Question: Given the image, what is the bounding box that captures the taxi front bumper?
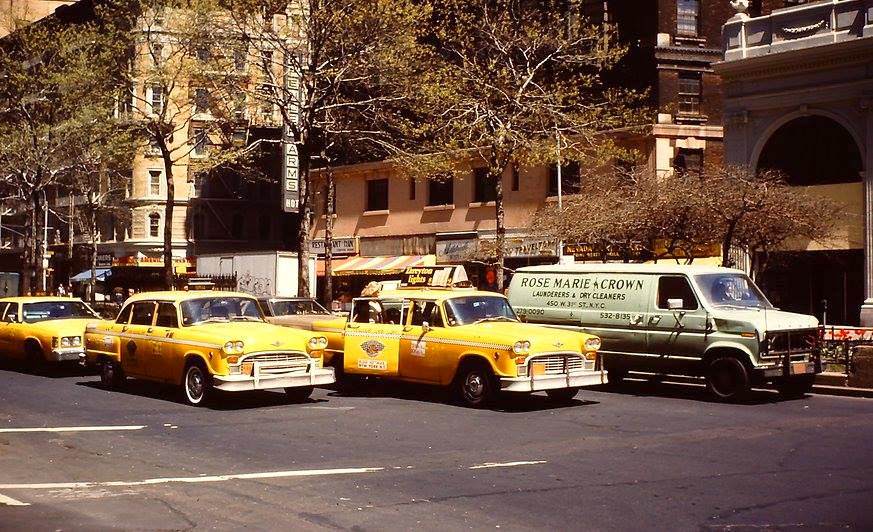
[214,367,335,392]
[49,348,85,362]
[500,371,604,393]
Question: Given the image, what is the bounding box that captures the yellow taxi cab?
[311,266,603,407]
[0,296,100,365]
[83,291,335,406]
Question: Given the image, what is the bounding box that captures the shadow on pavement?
[76,380,328,410]
[326,379,599,413]
[589,377,809,405]
[0,359,95,379]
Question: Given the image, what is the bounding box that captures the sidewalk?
[813,371,873,399]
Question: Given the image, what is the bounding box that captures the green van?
[507,264,820,401]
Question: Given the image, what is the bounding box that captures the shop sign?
[400,265,469,288]
[503,236,557,258]
[96,253,113,268]
[436,239,478,263]
[310,237,357,256]
[563,242,650,262]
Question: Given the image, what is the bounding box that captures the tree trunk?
[296,141,312,298]
[21,193,35,295]
[493,166,505,292]
[161,147,175,290]
[721,219,738,268]
[33,191,45,294]
[88,211,98,304]
[323,167,335,306]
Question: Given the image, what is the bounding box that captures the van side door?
[577,273,652,357]
[646,275,709,367]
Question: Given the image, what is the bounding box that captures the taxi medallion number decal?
[360,340,385,358]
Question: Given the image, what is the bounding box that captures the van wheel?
[606,368,627,386]
[545,387,579,402]
[284,386,314,402]
[182,361,212,406]
[777,375,814,398]
[454,361,497,408]
[706,356,750,402]
[100,360,125,389]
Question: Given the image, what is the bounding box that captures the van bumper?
[756,362,817,380]
[500,371,604,393]
[214,367,335,392]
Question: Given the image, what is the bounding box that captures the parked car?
[311,269,603,407]
[0,297,100,365]
[258,297,333,329]
[507,263,821,401]
[83,291,335,405]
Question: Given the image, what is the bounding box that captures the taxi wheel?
[24,341,44,370]
[100,360,125,389]
[706,356,751,402]
[455,362,497,408]
[182,362,212,406]
[545,387,579,402]
[284,386,314,403]
[777,375,814,398]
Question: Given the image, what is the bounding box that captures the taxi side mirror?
[422,321,431,333]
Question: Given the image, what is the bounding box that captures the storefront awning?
[70,268,112,282]
[324,255,436,277]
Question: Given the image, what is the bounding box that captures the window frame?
[676,0,700,37]
[148,169,161,196]
[473,167,497,204]
[677,72,702,116]
[148,212,161,238]
[656,275,699,311]
[365,178,389,212]
[427,176,454,206]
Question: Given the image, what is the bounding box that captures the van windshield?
[696,273,773,309]
[444,295,518,326]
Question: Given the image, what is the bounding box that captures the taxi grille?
[245,352,308,364]
[244,352,310,375]
[530,354,585,374]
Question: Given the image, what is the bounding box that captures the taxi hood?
[456,321,592,352]
[28,318,100,337]
[186,321,314,351]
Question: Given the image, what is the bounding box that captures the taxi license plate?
[791,362,809,375]
[531,363,546,376]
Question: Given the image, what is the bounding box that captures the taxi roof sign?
[400,265,470,289]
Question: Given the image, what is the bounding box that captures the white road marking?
[0,467,383,490]
[468,460,547,470]
[0,493,30,506]
[0,425,146,434]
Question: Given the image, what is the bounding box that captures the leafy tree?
[387,0,642,290]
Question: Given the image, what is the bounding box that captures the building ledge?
[468,201,496,208]
[362,209,389,217]
[423,204,454,212]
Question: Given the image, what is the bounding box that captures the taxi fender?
[183,352,215,378]
[455,353,502,381]
[24,336,44,353]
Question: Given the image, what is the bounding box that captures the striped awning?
[325,255,436,276]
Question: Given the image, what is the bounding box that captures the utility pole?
[68,191,74,285]
[42,190,48,293]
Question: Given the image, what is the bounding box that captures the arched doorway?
[755,114,865,325]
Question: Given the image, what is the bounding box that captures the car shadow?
[590,376,809,405]
[76,380,329,410]
[325,379,600,413]
[0,359,96,379]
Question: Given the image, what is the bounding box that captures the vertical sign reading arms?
[281,49,303,213]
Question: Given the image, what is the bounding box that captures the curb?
[810,384,873,399]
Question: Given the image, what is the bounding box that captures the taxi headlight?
[71,336,82,347]
[223,341,244,354]
[61,337,72,348]
[513,341,530,355]
[317,336,328,348]
[584,337,602,352]
[308,337,326,351]
[224,341,235,353]
[234,341,244,352]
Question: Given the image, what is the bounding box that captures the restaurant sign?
[309,237,358,256]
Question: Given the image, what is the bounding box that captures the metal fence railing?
[820,326,873,374]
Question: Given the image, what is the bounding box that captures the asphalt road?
[1,364,872,531]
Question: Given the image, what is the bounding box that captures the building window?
[192,127,208,155]
[233,47,247,72]
[409,179,416,201]
[365,179,389,211]
[194,88,210,114]
[678,73,702,115]
[473,167,497,203]
[149,84,164,115]
[151,43,163,66]
[427,176,453,206]
[149,212,160,237]
[674,148,704,174]
[511,165,520,192]
[258,215,271,240]
[195,47,211,62]
[149,170,161,196]
[231,212,244,238]
[677,0,699,37]
[548,161,581,196]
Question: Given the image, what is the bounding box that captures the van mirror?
[667,298,684,310]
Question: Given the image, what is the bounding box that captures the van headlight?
[513,340,531,355]
[308,336,327,350]
[223,341,244,354]
[584,337,601,352]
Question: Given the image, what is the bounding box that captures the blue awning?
[71,268,111,282]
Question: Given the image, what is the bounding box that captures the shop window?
[656,276,698,310]
[677,0,699,37]
[365,178,389,211]
[548,161,581,196]
[674,148,703,174]
[473,167,497,203]
[428,177,453,206]
[678,73,702,116]
[149,212,160,237]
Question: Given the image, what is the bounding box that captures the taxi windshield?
[444,295,518,326]
[271,299,329,316]
[22,301,97,323]
[180,297,264,326]
[696,273,773,310]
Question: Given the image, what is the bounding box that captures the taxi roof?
[123,290,257,304]
[376,288,502,301]
[0,296,84,303]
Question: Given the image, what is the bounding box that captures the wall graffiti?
[237,271,273,298]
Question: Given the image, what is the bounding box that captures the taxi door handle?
[147,327,154,333]
[121,326,128,332]
[347,323,360,329]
